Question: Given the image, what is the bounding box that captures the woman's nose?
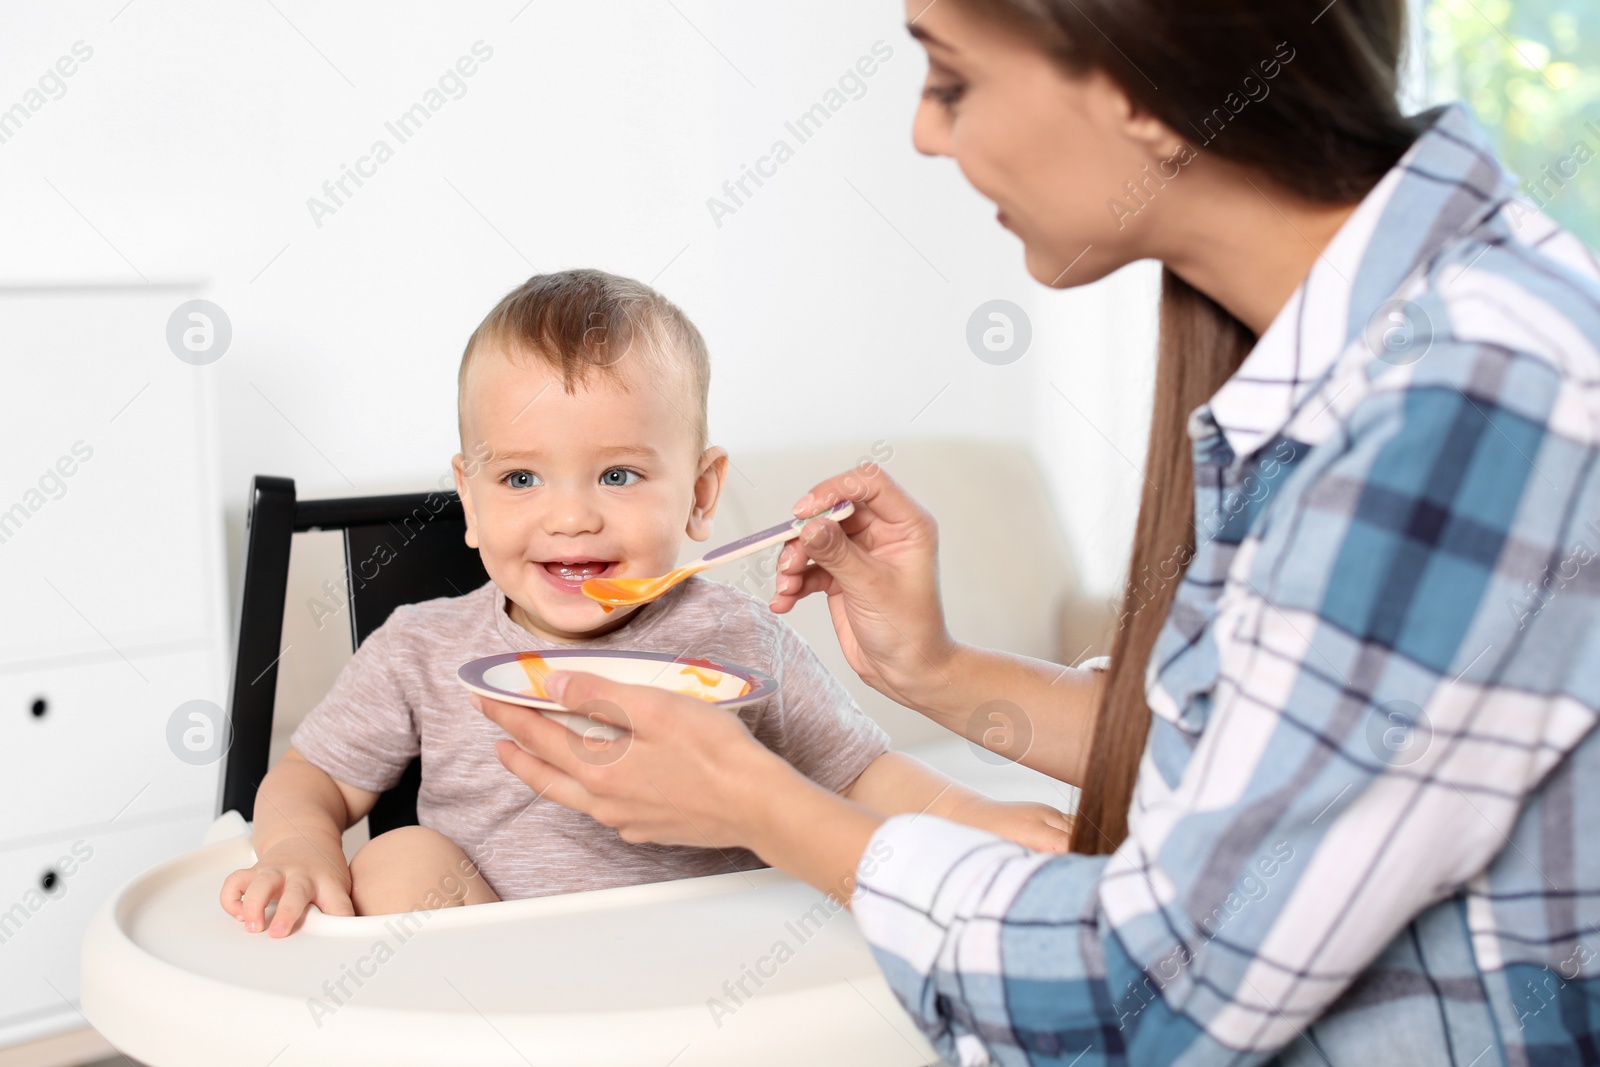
[911,99,951,158]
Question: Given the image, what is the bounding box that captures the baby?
[221,269,1071,936]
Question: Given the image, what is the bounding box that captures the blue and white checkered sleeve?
[852,347,1600,1066]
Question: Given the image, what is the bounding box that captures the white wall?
[0,0,1155,627]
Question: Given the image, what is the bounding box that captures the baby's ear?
[686,446,729,542]
[451,452,480,549]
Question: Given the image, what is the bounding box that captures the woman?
[472,0,1600,1062]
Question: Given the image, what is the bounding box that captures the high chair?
[79,475,944,1067]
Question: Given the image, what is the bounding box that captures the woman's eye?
[503,470,541,490]
[599,467,641,487]
[921,81,966,110]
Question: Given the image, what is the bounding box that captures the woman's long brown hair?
[966,0,1421,852]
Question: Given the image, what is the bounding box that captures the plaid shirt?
[853,103,1600,1067]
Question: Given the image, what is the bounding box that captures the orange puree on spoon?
[581,500,856,610]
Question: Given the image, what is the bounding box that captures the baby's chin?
[504,585,640,643]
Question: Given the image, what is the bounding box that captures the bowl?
[457,649,777,740]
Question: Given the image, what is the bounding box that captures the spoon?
[581,499,857,609]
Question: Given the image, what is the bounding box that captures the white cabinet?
[0,648,222,841]
[0,291,226,664]
[0,816,214,1044]
[0,285,230,1048]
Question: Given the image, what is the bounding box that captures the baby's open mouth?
[540,559,618,585]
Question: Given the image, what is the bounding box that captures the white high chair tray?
[81,829,940,1066]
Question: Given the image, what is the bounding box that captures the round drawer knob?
[40,869,59,893]
[30,697,48,719]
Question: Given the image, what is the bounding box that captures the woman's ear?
[1088,67,1170,159]
[451,451,481,549]
[686,446,729,542]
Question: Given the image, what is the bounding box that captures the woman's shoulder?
[1410,204,1600,395]
[1309,208,1600,461]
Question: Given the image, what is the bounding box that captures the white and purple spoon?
[580,499,856,609]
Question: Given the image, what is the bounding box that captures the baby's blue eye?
[503,470,542,490]
[599,467,640,487]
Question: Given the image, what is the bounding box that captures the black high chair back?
[220,475,489,835]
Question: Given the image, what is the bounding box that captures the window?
[1421,0,1600,247]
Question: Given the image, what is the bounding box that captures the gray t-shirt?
[289,576,889,899]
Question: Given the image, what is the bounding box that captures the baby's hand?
[945,797,1074,854]
[220,838,355,937]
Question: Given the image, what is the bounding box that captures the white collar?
[1200,161,1407,458]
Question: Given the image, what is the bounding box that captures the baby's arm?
[219,748,380,936]
[842,751,1072,854]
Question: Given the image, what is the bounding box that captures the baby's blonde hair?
[458,269,711,449]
